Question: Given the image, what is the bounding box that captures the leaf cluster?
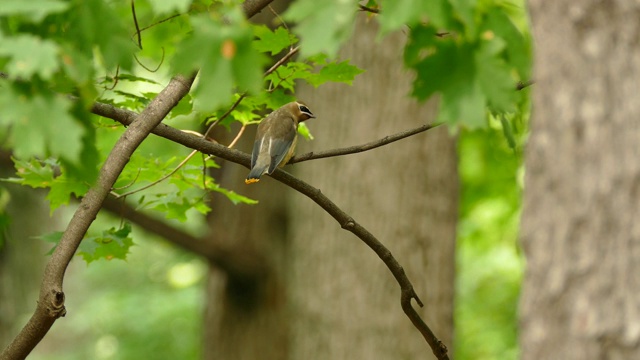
[1,0,531,264]
[0,0,364,263]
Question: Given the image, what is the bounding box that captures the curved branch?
[1,0,276,358]
[1,74,195,360]
[92,102,449,360]
[289,122,441,164]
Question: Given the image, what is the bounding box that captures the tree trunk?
[203,126,291,360]
[520,1,640,359]
[288,13,457,359]
[0,168,54,348]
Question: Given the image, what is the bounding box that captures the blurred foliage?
[29,212,207,360]
[0,0,533,358]
[455,121,526,360]
[0,0,530,261]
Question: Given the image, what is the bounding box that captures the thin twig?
[227,124,246,149]
[358,4,380,14]
[268,5,290,34]
[105,65,120,91]
[111,168,142,191]
[131,0,142,49]
[203,94,247,139]
[134,48,165,72]
[516,79,535,90]
[289,122,442,164]
[138,13,183,33]
[265,46,300,76]
[114,150,199,198]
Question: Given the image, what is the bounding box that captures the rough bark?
[520,1,640,359]
[287,14,457,359]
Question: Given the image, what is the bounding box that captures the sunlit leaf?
[0,86,84,163]
[252,25,297,55]
[0,0,69,22]
[284,0,355,57]
[0,34,60,79]
[78,223,134,263]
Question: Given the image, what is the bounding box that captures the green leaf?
[483,6,532,79]
[0,0,69,22]
[116,73,162,85]
[149,0,192,15]
[78,223,134,263]
[0,34,60,79]
[284,0,355,57]
[210,184,257,205]
[410,41,486,127]
[171,94,193,117]
[298,122,314,140]
[66,0,137,70]
[499,115,517,150]
[449,0,477,37]
[438,78,486,127]
[0,86,84,164]
[265,61,313,92]
[3,158,56,188]
[252,25,297,55]
[305,59,364,87]
[58,44,94,84]
[475,38,517,113]
[146,193,191,222]
[173,13,266,113]
[379,0,455,33]
[36,230,64,255]
[47,174,91,212]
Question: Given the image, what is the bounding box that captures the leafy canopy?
[0,0,530,262]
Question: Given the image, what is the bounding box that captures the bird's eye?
[299,105,312,114]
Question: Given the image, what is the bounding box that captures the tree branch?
[289,122,441,163]
[1,1,276,358]
[1,74,195,360]
[101,196,267,280]
[91,102,449,359]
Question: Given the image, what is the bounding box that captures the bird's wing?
[250,137,261,170]
[266,118,297,174]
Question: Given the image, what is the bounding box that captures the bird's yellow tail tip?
[245,178,260,185]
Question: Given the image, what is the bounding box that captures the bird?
[245,101,315,184]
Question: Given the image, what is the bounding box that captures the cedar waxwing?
[245,101,315,184]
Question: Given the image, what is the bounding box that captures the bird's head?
[291,101,315,122]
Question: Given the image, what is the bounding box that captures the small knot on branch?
[436,341,449,358]
[341,219,355,229]
[46,290,67,318]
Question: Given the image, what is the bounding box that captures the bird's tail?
[245,165,267,184]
